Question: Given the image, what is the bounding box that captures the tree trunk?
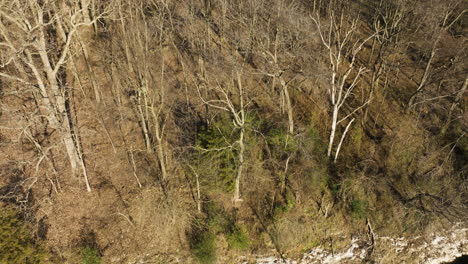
[408,44,437,107]
[327,105,338,157]
[36,20,90,191]
[280,78,294,134]
[234,127,245,203]
[136,97,153,153]
[441,76,467,134]
[334,118,355,162]
[155,120,167,181]
[234,73,246,204]
[196,170,201,213]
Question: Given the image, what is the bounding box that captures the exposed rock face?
[251,223,467,264]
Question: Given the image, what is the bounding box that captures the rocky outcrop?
[251,223,467,264]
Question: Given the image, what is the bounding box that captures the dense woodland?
[0,0,466,263]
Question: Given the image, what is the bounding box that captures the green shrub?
[271,191,297,222]
[309,166,329,190]
[349,124,364,152]
[307,123,327,156]
[195,118,237,192]
[196,123,233,150]
[190,201,252,262]
[0,207,46,264]
[204,202,250,250]
[191,230,216,264]
[267,128,298,153]
[350,199,368,219]
[80,245,101,264]
[226,224,250,250]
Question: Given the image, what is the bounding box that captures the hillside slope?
[0,0,466,263]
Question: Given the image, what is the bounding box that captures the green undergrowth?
[79,245,102,264]
[350,199,368,219]
[194,114,237,193]
[190,227,216,264]
[0,206,46,264]
[189,201,251,263]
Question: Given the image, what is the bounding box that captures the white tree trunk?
[196,171,201,213]
[197,72,247,204]
[0,0,99,191]
[327,105,338,157]
[234,128,245,203]
[334,118,355,162]
[233,73,246,204]
[280,78,294,134]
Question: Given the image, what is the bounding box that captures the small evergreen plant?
[0,207,46,264]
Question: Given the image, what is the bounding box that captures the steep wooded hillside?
[0,0,466,263]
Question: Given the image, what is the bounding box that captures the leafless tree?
[254,1,303,136]
[362,0,404,122]
[407,4,467,107]
[441,75,467,134]
[197,69,248,204]
[311,10,376,162]
[0,0,106,191]
[114,0,170,181]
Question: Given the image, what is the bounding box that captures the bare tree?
[0,0,105,191]
[441,75,468,134]
[114,0,170,181]
[252,1,305,136]
[311,10,376,162]
[407,4,467,107]
[362,0,404,122]
[259,48,295,135]
[197,70,248,204]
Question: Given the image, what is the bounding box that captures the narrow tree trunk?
[334,118,355,162]
[78,37,101,103]
[408,39,438,107]
[80,0,92,24]
[136,98,152,153]
[196,172,201,213]
[187,164,202,213]
[151,106,167,181]
[155,124,167,181]
[280,78,294,134]
[129,147,143,188]
[234,128,245,203]
[327,105,338,157]
[194,169,202,213]
[75,134,92,192]
[281,156,291,194]
[441,76,467,134]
